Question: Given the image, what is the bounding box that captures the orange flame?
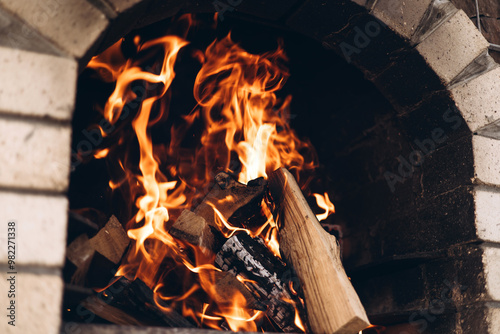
[313,192,335,221]
[84,15,328,331]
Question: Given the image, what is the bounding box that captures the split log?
[215,233,304,332]
[92,276,195,328]
[198,269,266,312]
[81,296,146,326]
[169,210,218,252]
[269,168,370,334]
[66,215,130,287]
[194,172,267,230]
[89,215,130,264]
[66,234,95,285]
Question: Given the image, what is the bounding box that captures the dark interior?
[65,13,472,333]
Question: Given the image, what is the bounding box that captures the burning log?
[198,270,266,312]
[169,210,219,252]
[66,215,130,287]
[84,276,195,328]
[81,296,146,326]
[194,172,267,229]
[215,233,304,333]
[269,168,370,334]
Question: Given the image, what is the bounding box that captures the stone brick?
[333,13,409,73]
[459,303,500,334]
[351,245,486,323]
[133,0,183,29]
[0,0,109,60]
[0,7,62,56]
[0,191,68,266]
[235,0,301,21]
[102,0,146,13]
[488,305,500,333]
[370,49,444,109]
[0,268,63,334]
[0,46,77,121]
[450,67,500,133]
[350,0,374,10]
[419,134,474,198]
[482,245,500,301]
[372,0,433,40]
[343,183,493,269]
[416,10,490,85]
[286,0,365,42]
[398,91,470,150]
[352,263,427,316]
[377,186,476,258]
[473,135,500,185]
[415,186,476,251]
[474,186,500,243]
[0,117,71,192]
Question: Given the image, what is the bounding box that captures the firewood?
[169,210,217,252]
[198,269,266,312]
[66,215,130,287]
[95,276,195,328]
[89,215,130,264]
[215,233,304,332]
[81,295,146,326]
[194,172,267,229]
[269,168,370,334]
[66,234,95,285]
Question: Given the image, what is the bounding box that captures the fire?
[313,192,335,221]
[84,15,328,331]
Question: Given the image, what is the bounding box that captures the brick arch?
[0,0,499,333]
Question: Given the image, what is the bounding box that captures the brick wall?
[0,0,497,333]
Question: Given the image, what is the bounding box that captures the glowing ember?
[83,14,333,331]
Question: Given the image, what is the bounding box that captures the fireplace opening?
[43,3,498,334]
[2,1,500,334]
[64,13,394,333]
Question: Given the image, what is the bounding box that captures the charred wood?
[215,233,303,332]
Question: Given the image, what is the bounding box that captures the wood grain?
[269,168,370,334]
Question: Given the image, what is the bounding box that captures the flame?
[83,15,329,331]
[360,324,387,334]
[313,192,335,221]
[219,291,263,332]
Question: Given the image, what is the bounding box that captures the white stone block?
[473,135,500,186]
[0,46,77,120]
[417,10,489,84]
[0,0,109,59]
[482,246,500,301]
[450,67,500,132]
[0,191,68,266]
[0,269,63,334]
[0,117,71,192]
[372,0,433,40]
[474,186,500,243]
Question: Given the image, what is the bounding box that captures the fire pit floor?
[66,324,287,334]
